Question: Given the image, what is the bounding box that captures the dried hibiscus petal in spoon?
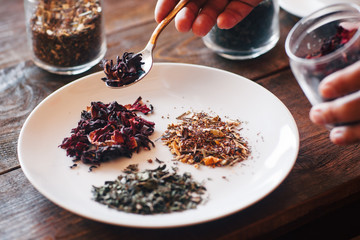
[101,52,145,87]
[59,97,154,166]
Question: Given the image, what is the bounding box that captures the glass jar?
[202,0,280,60]
[24,0,107,75]
[285,3,360,106]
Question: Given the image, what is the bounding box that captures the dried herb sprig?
[59,97,154,166]
[101,52,144,87]
[92,164,206,214]
[161,111,250,167]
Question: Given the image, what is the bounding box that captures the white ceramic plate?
[279,0,359,18]
[18,63,299,228]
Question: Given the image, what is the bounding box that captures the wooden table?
[1,0,359,239]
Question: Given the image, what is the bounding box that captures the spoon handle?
[149,0,191,45]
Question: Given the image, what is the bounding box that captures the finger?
[330,124,360,145]
[191,0,229,36]
[309,90,360,125]
[217,0,262,29]
[174,0,205,33]
[319,60,360,99]
[155,0,178,23]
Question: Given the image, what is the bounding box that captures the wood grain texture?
[2,169,358,240]
[0,1,29,68]
[1,69,359,240]
[0,0,359,239]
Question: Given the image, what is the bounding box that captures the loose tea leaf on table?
[92,164,207,214]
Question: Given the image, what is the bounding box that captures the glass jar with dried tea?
[202,0,280,60]
[24,0,107,75]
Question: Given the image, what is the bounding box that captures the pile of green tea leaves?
[92,164,207,214]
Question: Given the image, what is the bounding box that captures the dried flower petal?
[59,97,155,166]
[306,26,357,59]
[101,52,144,87]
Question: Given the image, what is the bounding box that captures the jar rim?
[285,3,360,65]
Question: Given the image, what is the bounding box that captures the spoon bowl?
[105,0,190,88]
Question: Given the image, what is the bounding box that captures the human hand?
[309,61,360,145]
[155,0,263,36]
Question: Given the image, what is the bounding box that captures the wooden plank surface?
[0,0,359,239]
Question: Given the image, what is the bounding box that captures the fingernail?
[320,83,338,99]
[310,107,326,124]
[330,127,345,145]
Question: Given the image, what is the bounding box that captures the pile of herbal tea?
[101,52,144,87]
[161,111,250,167]
[59,97,154,167]
[92,164,206,214]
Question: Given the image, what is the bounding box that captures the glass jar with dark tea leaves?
[202,0,280,60]
[24,0,107,75]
